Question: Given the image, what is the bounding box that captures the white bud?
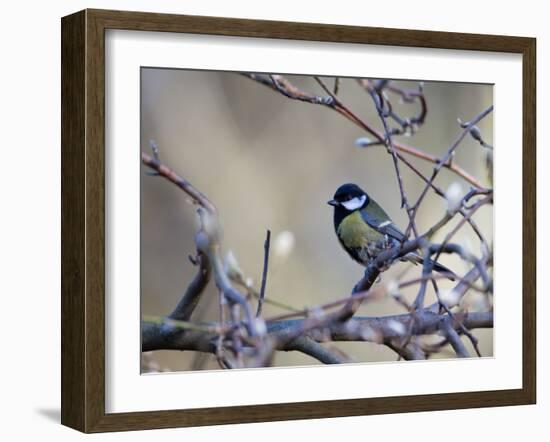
[439,289,461,308]
[355,137,372,147]
[273,230,295,260]
[253,318,268,335]
[224,250,244,280]
[307,306,325,321]
[461,236,474,257]
[445,182,463,214]
[386,280,400,298]
[245,277,254,289]
[387,319,406,336]
[360,326,383,344]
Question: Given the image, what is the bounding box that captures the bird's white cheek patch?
[342,195,367,211]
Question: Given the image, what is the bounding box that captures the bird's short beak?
[327,199,339,207]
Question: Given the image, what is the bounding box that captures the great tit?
[328,183,454,278]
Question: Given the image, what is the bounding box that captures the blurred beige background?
[140,68,493,372]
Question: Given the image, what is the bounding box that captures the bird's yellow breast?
[337,210,384,248]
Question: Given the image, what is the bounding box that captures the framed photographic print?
[61,9,536,433]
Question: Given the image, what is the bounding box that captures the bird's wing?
[360,209,406,242]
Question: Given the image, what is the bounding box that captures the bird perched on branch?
[328,183,454,279]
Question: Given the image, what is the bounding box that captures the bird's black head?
[327,183,369,212]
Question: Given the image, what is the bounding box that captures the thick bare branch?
[442,319,470,358]
[285,337,346,364]
[142,311,493,361]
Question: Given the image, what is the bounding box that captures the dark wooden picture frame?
[61,8,536,433]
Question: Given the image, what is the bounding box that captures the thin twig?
[256,230,271,317]
[367,84,419,240]
[333,77,341,96]
[141,152,217,214]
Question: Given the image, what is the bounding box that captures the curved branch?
[169,252,211,321]
[141,152,217,214]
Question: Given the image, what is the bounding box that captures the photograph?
[140,69,494,372]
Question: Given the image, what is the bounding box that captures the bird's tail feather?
[406,253,456,281]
